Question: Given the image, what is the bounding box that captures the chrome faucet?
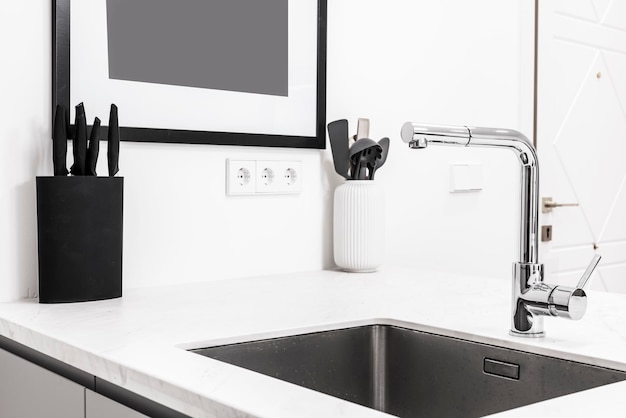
[401,122,601,337]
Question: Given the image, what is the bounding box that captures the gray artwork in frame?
[52,0,327,148]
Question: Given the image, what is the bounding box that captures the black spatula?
[327,119,351,179]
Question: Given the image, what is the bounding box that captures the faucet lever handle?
[548,255,600,321]
[577,255,602,289]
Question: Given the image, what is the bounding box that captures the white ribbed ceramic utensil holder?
[333,180,384,272]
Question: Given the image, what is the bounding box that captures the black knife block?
[36,176,123,303]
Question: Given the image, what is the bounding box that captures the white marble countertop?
[1,267,626,417]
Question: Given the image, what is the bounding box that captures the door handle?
[542,197,579,213]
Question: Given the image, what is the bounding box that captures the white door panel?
[540,41,596,144]
[591,0,612,19]
[555,0,597,21]
[604,50,626,115]
[599,177,626,242]
[604,1,626,30]
[596,240,626,265]
[554,12,626,52]
[553,53,626,240]
[538,0,626,293]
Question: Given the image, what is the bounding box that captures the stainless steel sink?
[190,325,626,417]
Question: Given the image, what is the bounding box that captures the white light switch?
[449,163,483,193]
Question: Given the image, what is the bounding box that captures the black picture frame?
[52,0,327,149]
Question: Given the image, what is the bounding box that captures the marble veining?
[0,267,626,417]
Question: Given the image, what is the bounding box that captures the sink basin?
[190,325,626,417]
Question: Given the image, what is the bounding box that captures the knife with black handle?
[70,103,88,176]
[52,104,68,176]
[107,104,120,177]
[85,117,101,176]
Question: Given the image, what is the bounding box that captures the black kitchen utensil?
[349,138,382,180]
[377,137,390,167]
[85,117,101,176]
[369,137,390,180]
[52,104,68,176]
[107,104,120,177]
[70,103,87,176]
[361,146,383,180]
[327,119,351,179]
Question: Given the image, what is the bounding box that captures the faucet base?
[511,262,547,337]
[509,329,545,338]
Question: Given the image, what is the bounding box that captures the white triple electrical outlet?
[226,159,302,196]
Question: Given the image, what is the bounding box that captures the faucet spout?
[401,122,600,337]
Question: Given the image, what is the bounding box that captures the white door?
[537,0,626,293]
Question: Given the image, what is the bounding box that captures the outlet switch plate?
[449,163,483,193]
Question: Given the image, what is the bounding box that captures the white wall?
[0,1,533,301]
[1,3,52,300]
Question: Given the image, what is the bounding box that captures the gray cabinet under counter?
[0,346,84,418]
[86,389,148,418]
[0,337,188,418]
